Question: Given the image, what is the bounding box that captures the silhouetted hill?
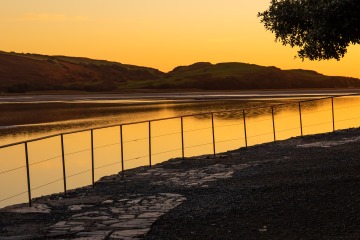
[1,51,359,93]
[129,62,360,90]
[0,52,164,92]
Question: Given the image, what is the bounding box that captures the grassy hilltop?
[0,51,164,93]
[127,62,360,90]
[1,51,360,93]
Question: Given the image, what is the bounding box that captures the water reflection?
[1,96,360,208]
[0,101,273,145]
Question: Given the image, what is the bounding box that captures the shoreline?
[1,89,360,104]
[1,127,360,239]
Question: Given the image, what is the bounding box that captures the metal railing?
[1,92,360,207]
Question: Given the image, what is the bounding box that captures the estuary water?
[1,91,360,208]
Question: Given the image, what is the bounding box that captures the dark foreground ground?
[1,127,360,239]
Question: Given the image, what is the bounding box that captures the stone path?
[47,193,185,239]
[100,160,252,189]
[2,193,186,240]
[1,156,255,239]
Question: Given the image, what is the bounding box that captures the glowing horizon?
[1,0,360,78]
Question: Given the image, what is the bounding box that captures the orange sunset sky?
[1,0,360,78]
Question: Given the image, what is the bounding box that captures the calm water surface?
[1,94,360,208]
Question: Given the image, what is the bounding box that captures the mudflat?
[0,89,358,128]
[1,127,360,239]
[1,89,359,103]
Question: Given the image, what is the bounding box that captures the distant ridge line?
[0,51,359,93]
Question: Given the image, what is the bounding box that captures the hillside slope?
[127,62,360,90]
[1,52,359,93]
[0,52,164,92]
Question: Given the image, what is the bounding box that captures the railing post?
[271,106,276,141]
[243,110,248,148]
[120,125,124,178]
[181,117,185,159]
[211,113,216,155]
[331,97,335,131]
[91,129,95,188]
[299,102,303,136]
[148,121,152,168]
[60,134,67,196]
[24,142,32,207]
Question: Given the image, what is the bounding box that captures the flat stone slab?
[44,193,186,239]
[147,163,250,188]
[110,228,150,239]
[68,204,94,211]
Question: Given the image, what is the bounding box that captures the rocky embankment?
[1,127,360,239]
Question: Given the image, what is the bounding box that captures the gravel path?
[1,127,360,239]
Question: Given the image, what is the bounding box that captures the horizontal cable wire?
[95,161,121,171]
[152,147,182,156]
[1,143,116,175]
[247,131,274,139]
[333,103,360,110]
[275,126,302,133]
[151,131,181,139]
[303,121,332,128]
[183,126,213,133]
[65,148,91,157]
[0,143,118,176]
[123,137,148,143]
[67,169,92,179]
[124,154,150,162]
[301,108,332,115]
[215,137,245,144]
[335,116,360,123]
[0,154,62,176]
[0,165,26,175]
[31,178,63,192]
[93,142,119,150]
[30,155,62,167]
[185,142,213,149]
[0,190,28,203]
[1,178,65,203]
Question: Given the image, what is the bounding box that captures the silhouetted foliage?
[258,0,360,60]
